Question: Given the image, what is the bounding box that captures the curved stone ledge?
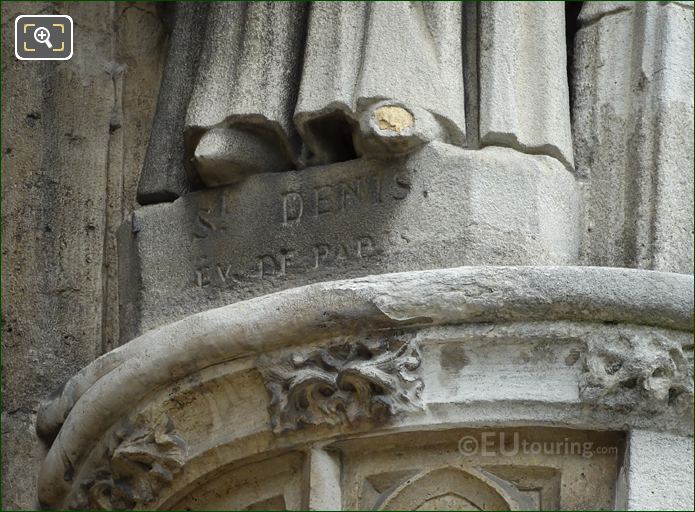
[37,266,693,508]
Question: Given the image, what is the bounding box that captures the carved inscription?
[195,236,378,288]
[191,169,413,289]
[195,172,411,237]
[282,172,411,225]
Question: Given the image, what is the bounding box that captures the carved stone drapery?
[257,337,424,432]
[138,2,573,199]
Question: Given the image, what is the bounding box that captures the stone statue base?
[120,144,579,337]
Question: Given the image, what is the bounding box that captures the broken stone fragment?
[355,101,446,158]
[193,127,292,187]
[373,106,415,133]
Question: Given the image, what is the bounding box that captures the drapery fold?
[138,1,573,203]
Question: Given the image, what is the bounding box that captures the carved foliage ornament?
[580,331,693,415]
[69,412,187,510]
[258,337,424,433]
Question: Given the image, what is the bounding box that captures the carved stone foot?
[354,100,446,158]
[193,127,291,187]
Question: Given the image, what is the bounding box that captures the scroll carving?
[257,338,424,433]
[69,412,187,510]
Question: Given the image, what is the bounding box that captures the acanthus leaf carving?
[257,337,424,433]
[69,411,187,510]
[579,331,693,416]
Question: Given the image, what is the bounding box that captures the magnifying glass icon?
[34,27,53,49]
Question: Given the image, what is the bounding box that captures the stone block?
[619,429,694,510]
[573,1,694,273]
[120,144,580,335]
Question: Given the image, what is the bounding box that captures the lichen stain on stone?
[440,344,469,373]
[374,105,414,132]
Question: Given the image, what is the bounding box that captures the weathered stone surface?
[338,429,625,510]
[166,428,624,510]
[3,2,694,510]
[1,2,164,508]
[0,411,44,510]
[122,144,580,335]
[139,2,576,200]
[257,336,423,432]
[618,429,694,510]
[193,127,293,187]
[136,3,208,203]
[478,2,574,170]
[40,265,695,442]
[304,448,342,511]
[68,411,186,510]
[139,2,471,199]
[580,329,693,416]
[573,1,694,273]
[172,451,306,510]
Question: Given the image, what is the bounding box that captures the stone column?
[617,429,694,510]
[573,1,694,273]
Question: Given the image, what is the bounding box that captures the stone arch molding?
[377,466,534,510]
[36,266,693,509]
